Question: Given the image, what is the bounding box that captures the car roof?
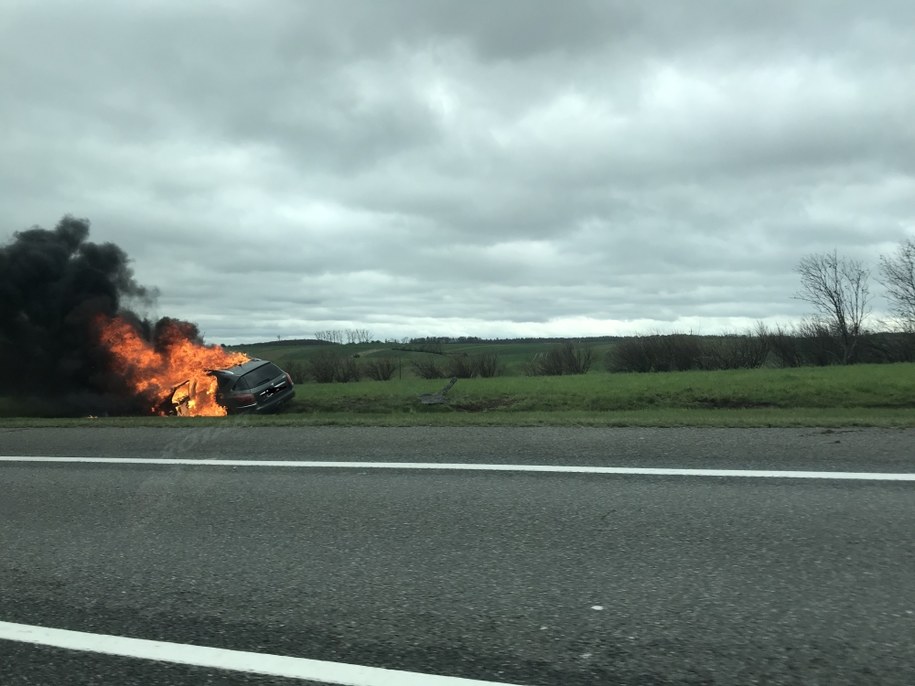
[209,358,271,376]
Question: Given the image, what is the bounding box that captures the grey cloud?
[2,1,913,342]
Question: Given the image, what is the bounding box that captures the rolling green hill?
[228,339,618,378]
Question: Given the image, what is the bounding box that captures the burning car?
[165,359,295,416]
[94,314,295,417]
[211,358,295,414]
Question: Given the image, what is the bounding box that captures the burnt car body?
[210,358,295,414]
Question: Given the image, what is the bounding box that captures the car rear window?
[214,374,235,393]
[239,363,283,389]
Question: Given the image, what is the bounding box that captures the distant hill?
[228,338,332,348]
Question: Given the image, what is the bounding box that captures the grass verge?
[1,364,913,428]
[0,408,912,429]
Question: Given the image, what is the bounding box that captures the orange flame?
[96,316,249,416]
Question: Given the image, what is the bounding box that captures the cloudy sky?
[2,1,914,343]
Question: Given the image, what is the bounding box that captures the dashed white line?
[0,620,524,686]
[1,455,914,480]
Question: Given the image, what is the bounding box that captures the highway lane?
[0,641,318,686]
[1,428,914,684]
[2,425,915,470]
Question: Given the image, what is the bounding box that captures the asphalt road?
[3,425,915,470]
[1,427,914,685]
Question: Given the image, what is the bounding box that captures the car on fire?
[164,358,295,415]
[211,358,295,413]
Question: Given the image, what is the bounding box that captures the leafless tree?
[314,329,344,344]
[345,328,374,344]
[795,250,871,364]
[879,238,915,331]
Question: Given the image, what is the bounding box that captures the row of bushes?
[281,329,915,383]
[284,352,502,383]
[605,327,915,373]
[283,353,396,384]
[607,334,767,373]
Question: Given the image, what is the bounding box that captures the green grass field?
[2,362,914,427]
[281,363,914,412]
[228,339,618,377]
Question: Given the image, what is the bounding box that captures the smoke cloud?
[0,215,158,414]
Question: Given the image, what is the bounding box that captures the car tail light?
[285,373,293,386]
[233,393,256,406]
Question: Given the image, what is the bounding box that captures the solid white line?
[0,620,524,686]
[1,455,913,480]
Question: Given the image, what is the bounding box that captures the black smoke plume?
[0,215,156,414]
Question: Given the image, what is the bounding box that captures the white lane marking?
[1,455,914,480]
[0,620,524,686]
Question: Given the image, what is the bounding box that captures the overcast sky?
[2,1,914,343]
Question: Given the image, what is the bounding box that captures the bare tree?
[314,329,344,344]
[345,328,374,344]
[795,250,871,364]
[879,238,915,331]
